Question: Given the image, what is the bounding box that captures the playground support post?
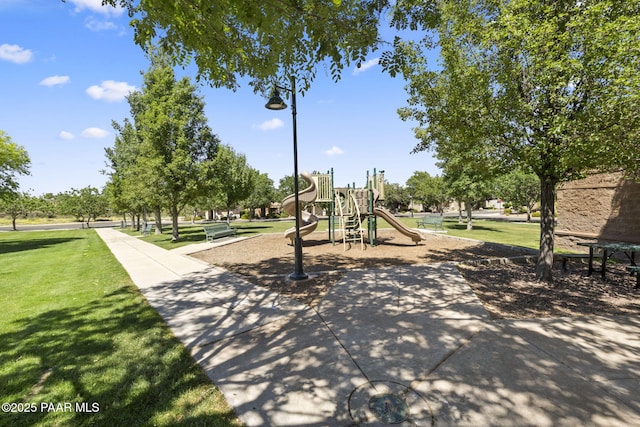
[330,168,335,244]
[367,169,378,246]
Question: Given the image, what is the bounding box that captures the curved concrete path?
[96,228,640,426]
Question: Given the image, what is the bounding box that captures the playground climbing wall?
[556,171,640,248]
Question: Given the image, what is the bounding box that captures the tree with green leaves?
[104,119,148,230]
[245,172,277,219]
[442,156,493,230]
[405,171,447,213]
[0,191,34,231]
[207,145,257,223]
[386,0,640,281]
[57,186,108,228]
[0,130,30,198]
[382,182,409,213]
[34,193,57,219]
[108,53,221,241]
[496,169,540,222]
[277,175,309,203]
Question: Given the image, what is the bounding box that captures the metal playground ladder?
[335,188,365,251]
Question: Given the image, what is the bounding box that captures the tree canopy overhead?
[103,0,398,92]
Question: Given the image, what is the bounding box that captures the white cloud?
[353,58,380,76]
[58,131,75,140]
[40,75,70,87]
[86,80,136,102]
[257,118,285,131]
[81,127,109,138]
[67,0,124,16]
[85,18,117,32]
[324,146,345,156]
[0,43,33,64]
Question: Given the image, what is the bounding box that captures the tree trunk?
[171,205,179,241]
[465,200,473,230]
[154,208,162,235]
[457,200,463,224]
[536,178,556,282]
[11,216,17,231]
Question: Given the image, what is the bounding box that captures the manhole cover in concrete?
[349,380,433,426]
[368,393,409,424]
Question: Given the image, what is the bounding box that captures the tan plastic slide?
[373,207,426,244]
[282,172,319,241]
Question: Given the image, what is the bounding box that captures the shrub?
[504,208,512,215]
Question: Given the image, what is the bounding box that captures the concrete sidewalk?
[96,228,640,426]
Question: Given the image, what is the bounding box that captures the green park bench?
[141,223,154,236]
[203,223,237,241]
[416,215,444,231]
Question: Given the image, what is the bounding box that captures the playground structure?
[282,172,319,243]
[282,168,426,249]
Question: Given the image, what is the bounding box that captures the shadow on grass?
[235,224,277,232]
[0,237,82,255]
[0,285,239,427]
[155,225,262,244]
[445,223,505,233]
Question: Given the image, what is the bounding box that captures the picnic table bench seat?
[558,253,591,271]
[416,215,444,231]
[203,223,237,241]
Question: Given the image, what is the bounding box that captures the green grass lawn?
[120,220,297,249]
[439,218,540,250]
[0,229,241,427]
[374,216,542,250]
[124,216,544,252]
[0,216,115,226]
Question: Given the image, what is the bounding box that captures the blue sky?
[0,0,440,196]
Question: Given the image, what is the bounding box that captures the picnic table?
[577,241,640,281]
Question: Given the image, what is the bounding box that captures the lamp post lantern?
[265,76,307,280]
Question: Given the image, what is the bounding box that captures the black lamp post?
[265,76,307,280]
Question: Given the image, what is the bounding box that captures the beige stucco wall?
[556,172,640,248]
